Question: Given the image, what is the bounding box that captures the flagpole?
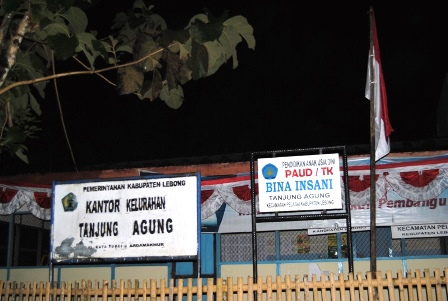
[368,7,377,276]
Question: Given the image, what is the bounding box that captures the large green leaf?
[76,32,100,68]
[187,41,208,80]
[160,85,184,109]
[28,93,42,116]
[3,126,29,163]
[14,52,48,100]
[12,93,29,111]
[138,69,163,101]
[189,11,225,44]
[132,0,146,10]
[61,7,88,34]
[134,36,162,71]
[203,41,225,76]
[165,50,183,89]
[14,147,29,164]
[148,13,167,31]
[224,16,256,50]
[178,40,192,60]
[30,2,47,25]
[111,12,128,30]
[47,34,79,60]
[116,65,144,95]
[219,25,242,68]
[42,21,71,37]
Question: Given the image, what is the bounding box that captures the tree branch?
[72,56,116,87]
[51,50,79,172]
[0,12,13,47]
[0,44,175,96]
[0,10,31,91]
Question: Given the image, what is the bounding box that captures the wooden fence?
[1,269,447,301]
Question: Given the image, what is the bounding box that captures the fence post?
[415,269,423,301]
[226,277,233,301]
[285,275,291,301]
[424,269,434,301]
[434,268,443,301]
[187,278,193,301]
[197,277,202,301]
[216,278,223,301]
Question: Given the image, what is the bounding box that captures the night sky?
[1,1,448,176]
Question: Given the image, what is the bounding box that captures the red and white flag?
[365,10,393,162]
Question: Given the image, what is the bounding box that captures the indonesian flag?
[365,10,393,162]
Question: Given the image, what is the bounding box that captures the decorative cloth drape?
[201,168,448,218]
[2,155,448,221]
[0,183,52,220]
[201,176,256,220]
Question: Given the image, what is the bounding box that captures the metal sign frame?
[49,172,201,280]
[250,146,353,281]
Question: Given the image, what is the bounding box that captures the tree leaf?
[116,44,133,54]
[203,41,225,76]
[165,50,183,89]
[2,126,30,162]
[150,69,163,100]
[148,13,167,31]
[160,85,184,109]
[14,53,48,98]
[42,22,71,37]
[187,9,228,42]
[47,34,79,60]
[189,12,224,44]
[133,0,146,10]
[30,2,47,24]
[29,93,42,116]
[187,41,208,80]
[178,40,192,61]
[13,93,29,111]
[61,7,88,34]
[177,60,192,85]
[14,147,29,164]
[219,25,242,68]
[224,16,256,50]
[76,32,100,68]
[116,65,144,95]
[111,12,128,30]
[133,35,162,70]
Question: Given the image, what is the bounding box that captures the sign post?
[250,146,354,287]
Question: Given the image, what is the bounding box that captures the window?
[395,237,448,256]
[220,232,275,262]
[0,213,50,267]
[219,228,448,263]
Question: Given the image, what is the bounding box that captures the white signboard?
[391,223,448,238]
[51,174,200,263]
[257,153,342,212]
[308,226,369,235]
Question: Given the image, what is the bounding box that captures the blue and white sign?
[258,153,343,212]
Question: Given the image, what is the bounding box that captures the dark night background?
[1,1,448,176]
